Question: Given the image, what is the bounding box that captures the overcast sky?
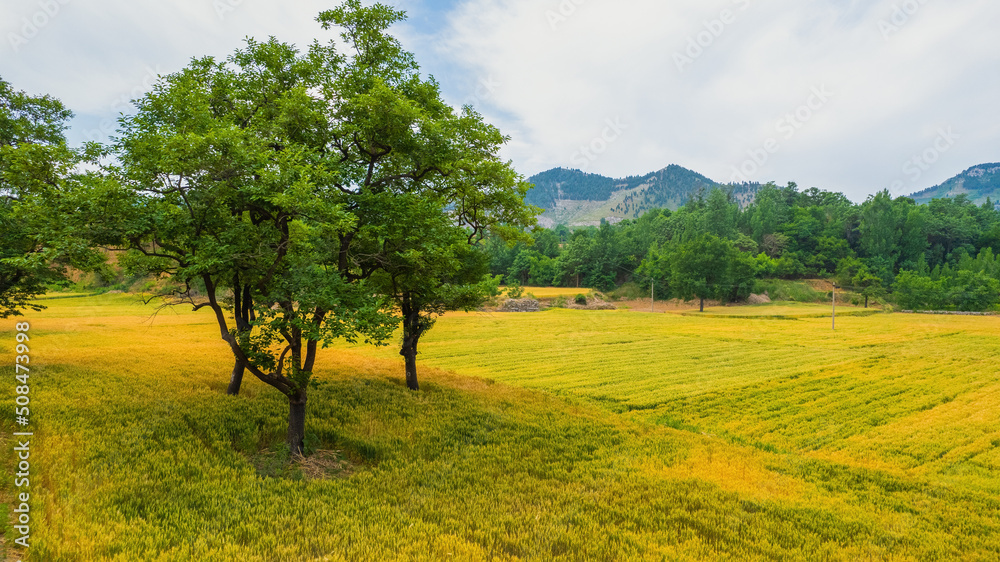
[3,0,997,201]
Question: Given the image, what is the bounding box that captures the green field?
[3,295,1000,560]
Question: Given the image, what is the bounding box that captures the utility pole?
[832,283,837,331]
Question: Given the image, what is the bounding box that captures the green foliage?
[643,234,756,308]
[948,270,1000,311]
[482,177,1000,311]
[893,271,945,310]
[370,192,523,389]
[504,280,524,299]
[41,1,534,450]
[607,281,649,300]
[574,293,587,305]
[0,77,85,317]
[751,279,824,303]
[894,267,1000,311]
[851,266,887,308]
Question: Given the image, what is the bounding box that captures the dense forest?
[486,183,1000,311]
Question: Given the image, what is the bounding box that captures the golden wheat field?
[504,286,595,299]
[3,294,1000,560]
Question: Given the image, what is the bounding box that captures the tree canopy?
[0,77,80,318]
[52,1,534,455]
[486,182,1000,312]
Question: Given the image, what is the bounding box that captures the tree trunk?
[287,392,307,457]
[700,297,705,312]
[227,358,246,396]
[402,344,419,391]
[229,276,254,396]
[864,295,869,308]
[400,294,423,391]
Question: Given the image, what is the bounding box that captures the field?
[503,286,595,299]
[3,295,1000,560]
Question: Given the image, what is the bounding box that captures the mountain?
[909,163,1000,206]
[526,165,759,228]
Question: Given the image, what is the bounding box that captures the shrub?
[608,282,647,300]
[574,294,587,306]
[505,281,525,299]
[752,279,823,302]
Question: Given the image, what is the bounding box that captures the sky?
[2,0,997,202]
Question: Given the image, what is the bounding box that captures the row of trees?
[1,1,535,455]
[486,184,1000,310]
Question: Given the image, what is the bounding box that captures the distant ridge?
[909,163,1000,206]
[526,165,759,227]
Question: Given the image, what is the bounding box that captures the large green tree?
[68,1,534,455]
[0,78,84,317]
[90,35,397,455]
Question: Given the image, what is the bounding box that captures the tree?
[893,271,943,310]
[62,1,527,456]
[859,190,902,266]
[702,188,739,239]
[948,270,1000,311]
[0,78,77,317]
[851,266,886,308]
[384,152,534,390]
[636,244,670,300]
[91,35,401,455]
[373,197,501,390]
[667,234,754,312]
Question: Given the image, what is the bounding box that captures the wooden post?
[832,284,837,331]
[651,280,654,313]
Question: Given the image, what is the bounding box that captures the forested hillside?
[525,165,758,227]
[524,168,620,208]
[910,163,1000,206]
[487,184,1000,311]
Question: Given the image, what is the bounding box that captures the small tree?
[851,266,885,308]
[373,197,501,390]
[373,157,535,390]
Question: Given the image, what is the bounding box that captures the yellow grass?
[2,294,1000,559]
[505,286,594,298]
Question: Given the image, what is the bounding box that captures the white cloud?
[432,0,1000,200]
[1,0,997,201]
[2,0,334,141]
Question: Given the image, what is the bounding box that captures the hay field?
[505,286,594,299]
[2,294,999,560]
